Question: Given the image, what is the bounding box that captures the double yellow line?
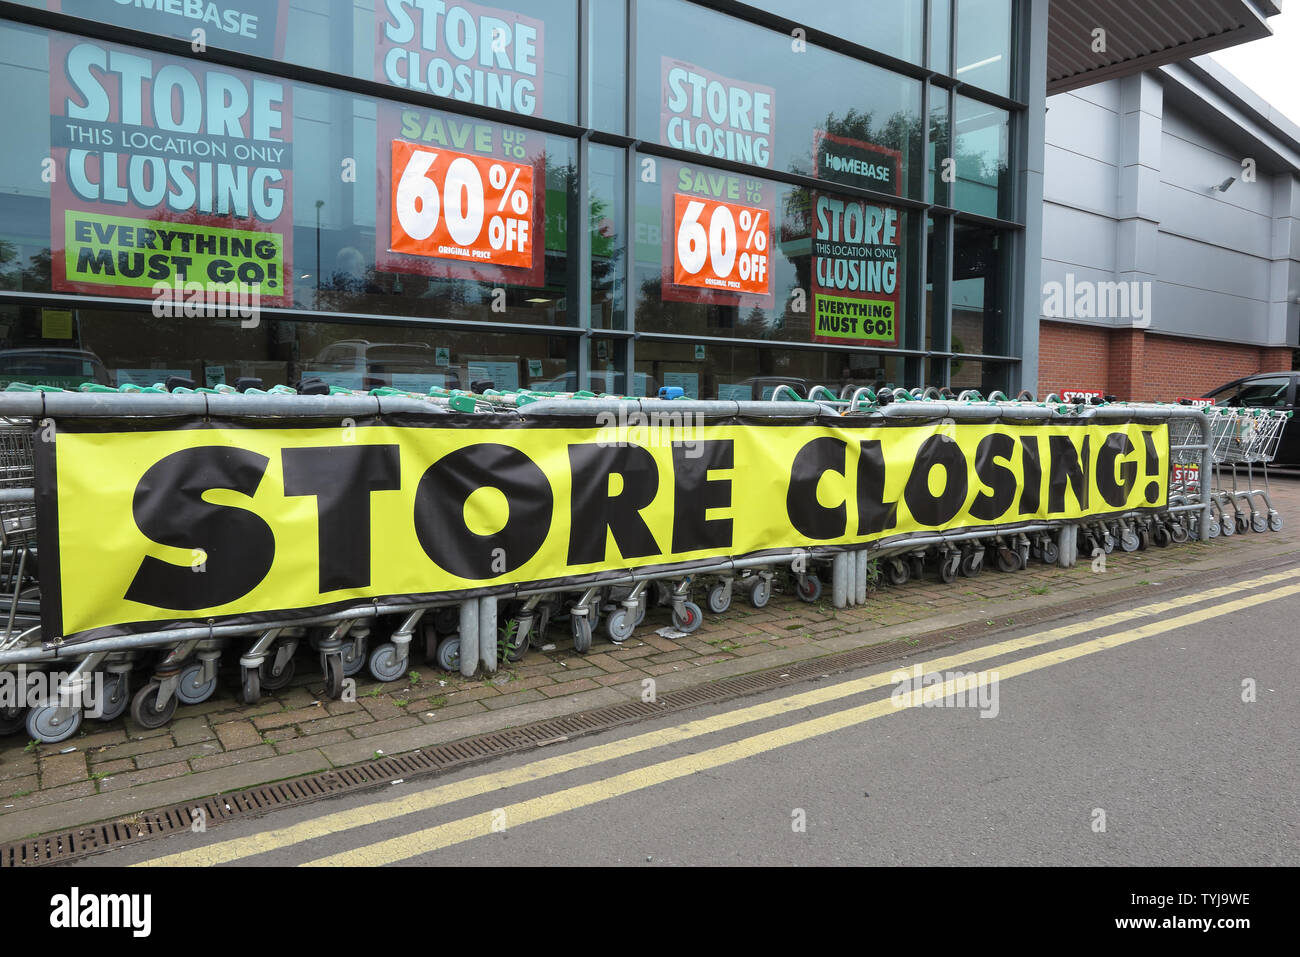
[136,567,1300,867]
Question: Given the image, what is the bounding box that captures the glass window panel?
[929,0,952,73]
[951,221,1012,359]
[36,0,580,124]
[949,356,1009,395]
[632,155,912,351]
[636,0,923,198]
[929,86,951,206]
[633,339,903,399]
[589,0,626,133]
[925,214,949,353]
[953,95,1011,219]
[0,22,580,328]
[590,145,626,330]
[955,0,1012,97]
[759,0,924,64]
[0,302,573,392]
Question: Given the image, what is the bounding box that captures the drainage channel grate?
[6,547,1296,867]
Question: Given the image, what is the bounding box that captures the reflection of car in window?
[531,371,662,396]
[302,339,458,391]
[0,348,111,390]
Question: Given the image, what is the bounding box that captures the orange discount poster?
[389,140,534,270]
[671,193,770,297]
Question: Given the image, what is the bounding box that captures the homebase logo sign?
[1043,273,1152,328]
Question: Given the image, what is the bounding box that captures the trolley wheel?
[571,616,593,654]
[241,666,261,706]
[1119,529,1140,552]
[995,547,1019,573]
[1207,520,1220,539]
[606,609,634,644]
[1269,513,1283,532]
[707,583,732,614]
[1041,541,1060,565]
[367,642,408,683]
[1170,523,1189,544]
[749,578,771,609]
[130,682,177,730]
[1138,528,1151,549]
[504,626,530,664]
[435,635,460,672]
[959,550,983,577]
[94,674,130,722]
[26,705,81,745]
[938,554,959,583]
[672,601,703,634]
[1236,513,1250,535]
[887,559,910,587]
[1220,513,1235,536]
[632,595,648,627]
[341,637,367,678]
[322,654,345,699]
[1102,533,1115,554]
[1251,514,1268,534]
[0,705,26,736]
[796,575,823,603]
[259,657,296,691]
[1152,525,1172,547]
[175,663,217,706]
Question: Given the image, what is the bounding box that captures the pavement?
[3,472,1299,847]
[76,545,1300,866]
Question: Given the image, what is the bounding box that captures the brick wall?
[1038,321,1296,401]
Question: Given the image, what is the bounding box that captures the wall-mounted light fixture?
[1211,177,1236,193]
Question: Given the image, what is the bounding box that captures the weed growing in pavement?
[408,671,423,686]
[23,739,37,754]
[394,699,409,707]
[1029,585,1050,595]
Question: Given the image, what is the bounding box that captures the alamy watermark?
[595,407,705,457]
[890,664,1000,718]
[151,278,260,328]
[0,666,106,717]
[1043,273,1151,328]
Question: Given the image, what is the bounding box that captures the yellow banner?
[41,417,1169,640]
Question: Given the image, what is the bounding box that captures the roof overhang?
[1047,0,1280,95]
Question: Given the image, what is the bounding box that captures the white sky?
[1209,2,1300,126]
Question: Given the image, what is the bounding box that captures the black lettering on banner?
[787,437,847,539]
[671,440,734,552]
[855,439,898,535]
[566,444,662,564]
[1048,435,1090,512]
[414,444,551,579]
[124,447,274,610]
[1018,435,1041,515]
[970,433,1016,521]
[1096,433,1136,508]
[282,445,401,592]
[1142,430,1161,502]
[904,435,967,527]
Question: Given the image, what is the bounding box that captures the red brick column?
[1109,328,1146,401]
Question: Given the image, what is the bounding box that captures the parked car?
[0,348,111,390]
[302,340,460,391]
[1201,371,1300,466]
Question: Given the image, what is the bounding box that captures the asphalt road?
[79,563,1300,867]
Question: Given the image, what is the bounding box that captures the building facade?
[1040,56,1300,401]
[0,1,1280,401]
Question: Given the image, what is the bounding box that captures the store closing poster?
[48,34,294,305]
[810,134,903,346]
[375,0,549,287]
[659,59,776,309]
